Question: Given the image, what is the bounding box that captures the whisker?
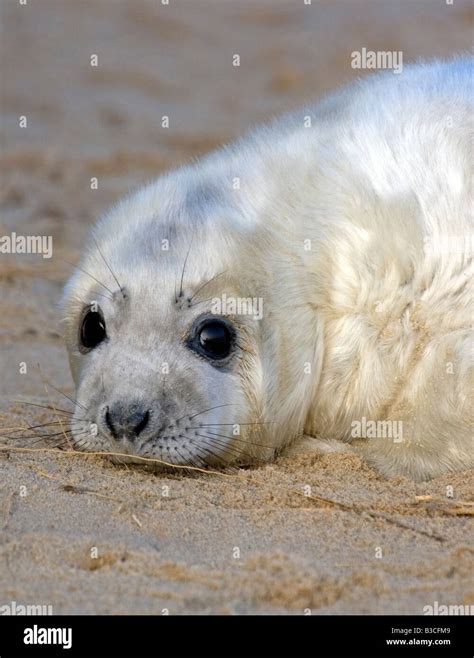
[187,445,211,469]
[194,433,252,462]
[3,409,88,448]
[11,400,76,416]
[188,297,214,307]
[22,429,77,441]
[38,380,89,414]
[187,437,240,471]
[31,434,82,449]
[181,444,204,471]
[61,258,114,299]
[63,428,90,441]
[85,289,115,302]
[71,436,93,452]
[184,432,237,461]
[49,439,74,450]
[92,236,125,298]
[193,431,240,454]
[1,420,88,436]
[184,403,239,422]
[1,428,80,448]
[196,428,275,451]
[178,236,194,300]
[188,270,228,303]
[54,429,91,451]
[187,437,231,465]
[36,367,77,449]
[198,422,276,427]
[174,445,196,473]
[195,432,266,464]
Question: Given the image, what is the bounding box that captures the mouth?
[69,403,256,469]
[71,426,233,470]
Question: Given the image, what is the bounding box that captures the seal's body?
[64,58,473,480]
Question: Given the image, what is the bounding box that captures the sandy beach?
[0,0,472,615]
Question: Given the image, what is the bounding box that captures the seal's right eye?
[79,310,106,351]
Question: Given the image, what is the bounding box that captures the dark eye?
[80,310,106,350]
[196,320,233,360]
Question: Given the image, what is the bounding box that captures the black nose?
[104,403,150,441]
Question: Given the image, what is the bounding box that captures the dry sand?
[0,0,473,614]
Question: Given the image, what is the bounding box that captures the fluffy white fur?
[64,57,473,480]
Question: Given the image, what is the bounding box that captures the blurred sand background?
[0,0,473,614]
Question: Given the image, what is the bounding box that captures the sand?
[0,0,472,615]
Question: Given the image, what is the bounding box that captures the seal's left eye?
[80,311,106,350]
[198,321,232,358]
[187,318,234,362]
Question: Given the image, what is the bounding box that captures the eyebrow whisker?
[61,258,114,299]
[188,270,228,303]
[85,289,115,302]
[92,236,125,299]
[178,236,194,300]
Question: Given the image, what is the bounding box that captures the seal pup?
[63,58,473,480]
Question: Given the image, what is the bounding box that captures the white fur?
[64,57,473,480]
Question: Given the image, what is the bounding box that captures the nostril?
[134,410,150,437]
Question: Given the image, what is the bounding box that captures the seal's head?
[63,161,318,469]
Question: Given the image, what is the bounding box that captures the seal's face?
[63,201,271,468]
